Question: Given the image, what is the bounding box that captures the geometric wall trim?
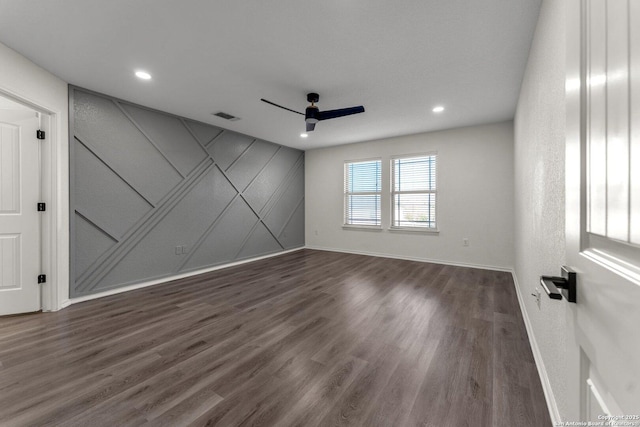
[69,86,304,297]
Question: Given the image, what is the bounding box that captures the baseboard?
[305,245,512,272]
[510,270,561,424]
[67,247,305,306]
[44,298,72,312]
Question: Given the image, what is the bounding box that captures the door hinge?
[36,130,45,140]
[37,202,46,212]
[38,274,46,284]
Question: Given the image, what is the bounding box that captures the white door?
[0,98,41,315]
[566,0,640,418]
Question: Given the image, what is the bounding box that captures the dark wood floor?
[0,249,550,426]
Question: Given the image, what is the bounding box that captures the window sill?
[389,227,439,235]
[342,225,383,232]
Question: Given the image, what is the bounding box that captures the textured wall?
[513,0,566,420]
[70,87,304,297]
[306,121,514,270]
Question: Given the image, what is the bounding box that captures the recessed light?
[432,106,445,113]
[300,133,308,138]
[135,70,152,80]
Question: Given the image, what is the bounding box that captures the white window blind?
[392,154,437,229]
[344,159,381,226]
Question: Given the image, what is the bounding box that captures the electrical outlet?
[175,246,183,255]
[314,230,319,236]
[462,238,469,247]
[181,245,189,254]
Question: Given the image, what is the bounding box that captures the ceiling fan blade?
[306,122,316,132]
[260,98,304,115]
[317,106,365,121]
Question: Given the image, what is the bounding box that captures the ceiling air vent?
[212,111,240,121]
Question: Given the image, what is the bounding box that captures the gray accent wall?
[70,87,304,298]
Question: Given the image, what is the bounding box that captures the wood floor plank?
[317,343,403,426]
[0,249,551,426]
[360,354,426,427]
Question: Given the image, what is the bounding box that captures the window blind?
[392,155,437,228]
[344,160,381,226]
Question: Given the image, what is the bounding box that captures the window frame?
[390,152,438,233]
[343,158,383,229]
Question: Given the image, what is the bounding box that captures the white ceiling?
[0,0,541,150]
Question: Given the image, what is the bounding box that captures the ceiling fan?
[260,93,365,132]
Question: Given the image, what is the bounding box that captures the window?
[392,154,437,229]
[344,159,381,226]
[579,0,640,276]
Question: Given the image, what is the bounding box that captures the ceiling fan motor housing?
[305,106,319,124]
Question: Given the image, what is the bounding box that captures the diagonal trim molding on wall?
[74,207,121,243]
[75,159,215,293]
[74,136,157,208]
[70,86,305,297]
[113,100,187,179]
[175,192,244,273]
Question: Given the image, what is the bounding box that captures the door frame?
[565,0,582,417]
[0,87,64,312]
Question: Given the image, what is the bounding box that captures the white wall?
[513,0,566,421]
[306,121,514,270]
[0,41,69,311]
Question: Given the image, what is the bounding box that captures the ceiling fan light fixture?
[305,105,319,124]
